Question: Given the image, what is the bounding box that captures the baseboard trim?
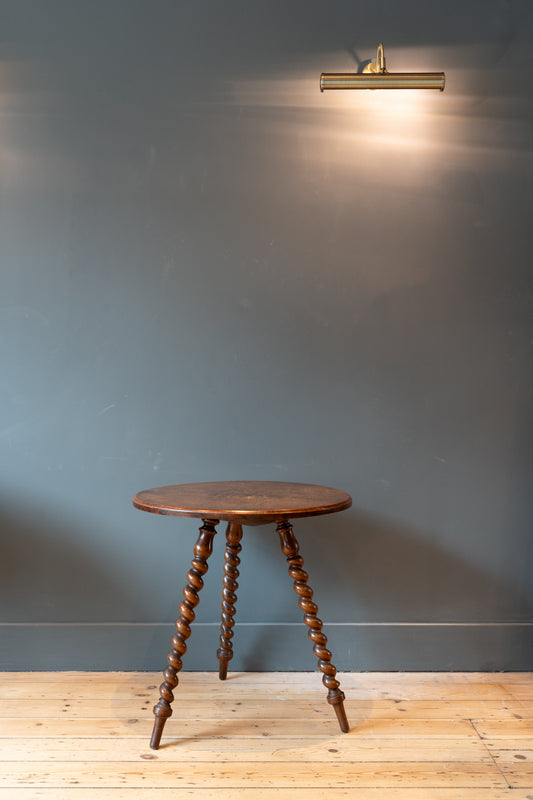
[1,622,531,670]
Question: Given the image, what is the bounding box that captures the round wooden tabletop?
[132,481,352,526]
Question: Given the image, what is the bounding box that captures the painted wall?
[1,0,532,670]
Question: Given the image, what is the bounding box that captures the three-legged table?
[132,480,352,749]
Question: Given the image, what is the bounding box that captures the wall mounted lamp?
[320,43,445,92]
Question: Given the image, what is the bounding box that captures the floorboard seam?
[470,718,512,790]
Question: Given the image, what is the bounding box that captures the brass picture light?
[320,43,445,91]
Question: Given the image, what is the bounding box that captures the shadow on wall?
[2,497,529,627]
[0,498,139,622]
[261,505,531,621]
[241,506,532,670]
[0,497,530,670]
[330,509,532,621]
[239,512,533,671]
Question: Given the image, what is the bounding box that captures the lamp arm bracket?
[363,43,388,74]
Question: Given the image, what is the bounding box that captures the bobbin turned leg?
[277,520,350,733]
[216,522,243,679]
[150,518,218,750]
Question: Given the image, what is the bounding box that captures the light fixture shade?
[320,72,445,91]
[320,44,445,92]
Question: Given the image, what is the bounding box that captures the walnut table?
[132,480,352,749]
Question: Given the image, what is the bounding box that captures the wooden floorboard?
[0,672,532,798]
[0,791,530,800]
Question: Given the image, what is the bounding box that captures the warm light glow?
[228,44,532,181]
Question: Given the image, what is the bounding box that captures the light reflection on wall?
[229,44,532,186]
[224,42,532,304]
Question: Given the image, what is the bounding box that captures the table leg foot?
[150,712,169,750]
[217,657,229,681]
[217,522,243,680]
[329,690,350,733]
[149,518,218,749]
[277,520,351,734]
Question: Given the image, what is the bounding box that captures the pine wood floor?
[1,671,532,799]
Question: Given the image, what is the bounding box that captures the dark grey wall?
[1,0,532,670]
